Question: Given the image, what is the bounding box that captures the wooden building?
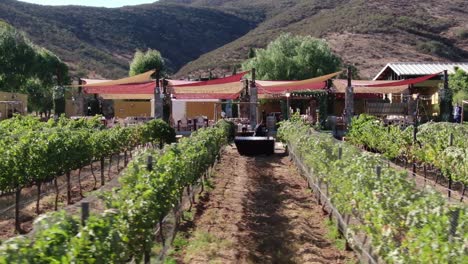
[373,62,468,116]
[0,92,28,120]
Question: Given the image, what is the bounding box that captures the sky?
[18,0,158,8]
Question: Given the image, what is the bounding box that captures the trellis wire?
[288,144,380,264]
[290,141,463,264]
[142,148,224,263]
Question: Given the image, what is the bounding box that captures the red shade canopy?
[352,72,441,87]
[171,71,248,88]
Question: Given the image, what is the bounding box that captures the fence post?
[81,202,89,226]
[338,146,342,160]
[147,156,153,171]
[412,123,418,176]
[376,166,382,201]
[376,166,382,180]
[144,155,153,264]
[448,133,454,198]
[100,157,105,186]
[449,208,460,242]
[317,178,322,205]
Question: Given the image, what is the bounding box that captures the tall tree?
[34,48,69,115]
[449,67,468,104]
[129,49,165,76]
[248,47,256,59]
[0,22,69,114]
[242,33,341,81]
[0,22,36,92]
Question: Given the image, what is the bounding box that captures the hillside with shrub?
[0,0,255,78]
[171,0,468,78]
[1,0,467,79]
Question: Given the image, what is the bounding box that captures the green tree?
[0,22,36,92]
[231,65,238,75]
[22,79,53,114]
[242,33,341,81]
[34,48,70,86]
[449,67,468,104]
[129,49,165,76]
[0,22,69,114]
[338,64,361,80]
[34,48,70,115]
[248,47,256,59]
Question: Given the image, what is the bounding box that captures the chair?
[195,116,207,129]
[107,117,115,128]
[178,117,189,131]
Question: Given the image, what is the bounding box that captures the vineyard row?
[278,117,467,263]
[347,115,468,195]
[0,116,176,233]
[0,120,234,263]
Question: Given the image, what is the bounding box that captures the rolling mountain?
[167,0,468,78]
[0,0,256,78]
[2,0,468,79]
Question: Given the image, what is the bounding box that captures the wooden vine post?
[81,202,89,226]
[449,208,460,242]
[36,181,42,214]
[144,155,153,264]
[66,171,72,204]
[412,97,419,176]
[376,166,382,181]
[344,66,354,128]
[448,133,454,198]
[100,157,105,186]
[15,186,22,233]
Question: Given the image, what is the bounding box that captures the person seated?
[254,121,266,137]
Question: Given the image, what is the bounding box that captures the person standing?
[453,103,462,123]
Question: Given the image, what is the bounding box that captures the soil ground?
[170,145,356,264]
[390,159,467,204]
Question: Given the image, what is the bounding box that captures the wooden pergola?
[0,100,24,118]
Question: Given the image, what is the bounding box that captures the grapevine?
[278,118,467,263]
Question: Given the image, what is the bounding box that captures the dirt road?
[174,145,355,264]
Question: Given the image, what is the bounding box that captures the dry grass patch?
[183,231,234,263]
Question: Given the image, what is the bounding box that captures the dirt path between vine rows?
[174,145,355,263]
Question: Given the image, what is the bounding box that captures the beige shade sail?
[170,72,247,95]
[98,94,153,100]
[81,79,112,84]
[78,70,156,87]
[332,79,409,94]
[258,71,342,88]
